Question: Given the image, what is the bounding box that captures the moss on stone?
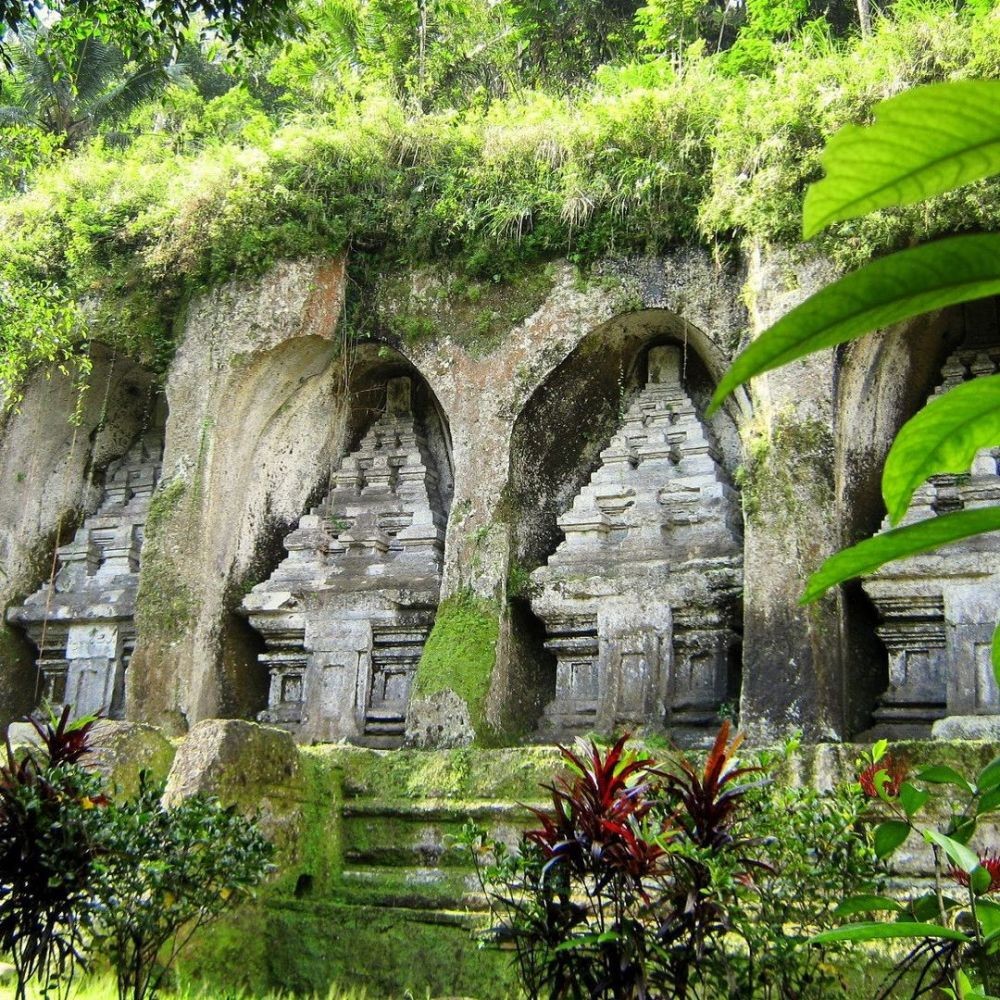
[135,478,197,639]
[314,744,560,803]
[411,592,501,743]
[377,265,557,357]
[737,412,833,528]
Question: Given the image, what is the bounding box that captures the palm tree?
[0,26,178,148]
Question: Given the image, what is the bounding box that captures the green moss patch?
[135,479,197,640]
[411,593,501,741]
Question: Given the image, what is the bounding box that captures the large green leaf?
[801,507,1000,603]
[915,765,975,795]
[978,757,1000,793]
[883,374,1000,523]
[803,81,1000,239]
[708,235,1000,414]
[809,922,971,945]
[874,819,910,858]
[833,895,903,918]
[925,829,980,874]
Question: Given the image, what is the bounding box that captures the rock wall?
[1,249,997,746]
[0,346,156,731]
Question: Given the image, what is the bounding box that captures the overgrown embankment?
[4,7,1000,397]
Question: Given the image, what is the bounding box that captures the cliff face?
[0,248,993,746]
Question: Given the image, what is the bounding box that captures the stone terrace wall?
[67,718,996,999]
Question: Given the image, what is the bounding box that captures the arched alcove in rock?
[505,309,744,744]
[0,346,159,729]
[241,344,453,747]
[838,300,1000,738]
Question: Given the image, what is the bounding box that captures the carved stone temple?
[6,423,164,719]
[530,345,743,743]
[241,376,447,746]
[863,340,1000,738]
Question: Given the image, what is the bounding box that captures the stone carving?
[6,423,164,719]
[863,345,1000,738]
[530,345,743,742]
[242,376,447,746]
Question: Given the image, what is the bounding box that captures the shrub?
[0,710,273,1000]
[812,741,1000,998]
[462,725,878,999]
[90,775,273,1000]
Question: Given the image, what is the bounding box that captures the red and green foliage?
[0,709,272,1000]
[463,723,877,999]
[0,708,106,1000]
[812,741,1000,998]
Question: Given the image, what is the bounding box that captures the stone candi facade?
[241,376,448,747]
[5,421,164,719]
[531,346,743,742]
[863,337,1000,739]
[3,257,1000,747]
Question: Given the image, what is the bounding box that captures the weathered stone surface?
[243,375,450,746]
[530,345,742,741]
[6,251,995,748]
[163,718,305,852]
[6,413,164,720]
[863,334,1000,737]
[126,260,349,733]
[163,717,299,805]
[932,715,1000,740]
[87,719,176,795]
[4,721,42,749]
[405,688,475,749]
[0,346,156,732]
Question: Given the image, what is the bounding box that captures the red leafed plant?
[661,720,764,849]
[526,734,666,890]
[0,708,106,1000]
[518,734,667,998]
[462,723,772,1000]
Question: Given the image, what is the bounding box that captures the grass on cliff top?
[5,4,1000,402]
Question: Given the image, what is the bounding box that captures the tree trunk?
[856,0,872,36]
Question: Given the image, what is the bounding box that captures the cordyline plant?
[811,741,1000,999]
[0,707,107,1000]
[0,708,273,1000]
[461,722,777,999]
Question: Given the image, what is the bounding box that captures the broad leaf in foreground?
[832,895,903,918]
[809,922,971,945]
[883,373,1000,524]
[803,81,1000,239]
[801,507,1000,603]
[708,234,1000,414]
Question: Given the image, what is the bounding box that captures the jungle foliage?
[0,710,273,1000]
[2,0,1000,407]
[708,78,1000,679]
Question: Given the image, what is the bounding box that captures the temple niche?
[863,336,1000,738]
[5,412,165,719]
[530,344,743,743]
[241,374,451,747]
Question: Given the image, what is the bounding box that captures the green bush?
[0,711,272,1000]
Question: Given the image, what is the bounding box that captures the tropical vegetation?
[3,1,1000,407]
